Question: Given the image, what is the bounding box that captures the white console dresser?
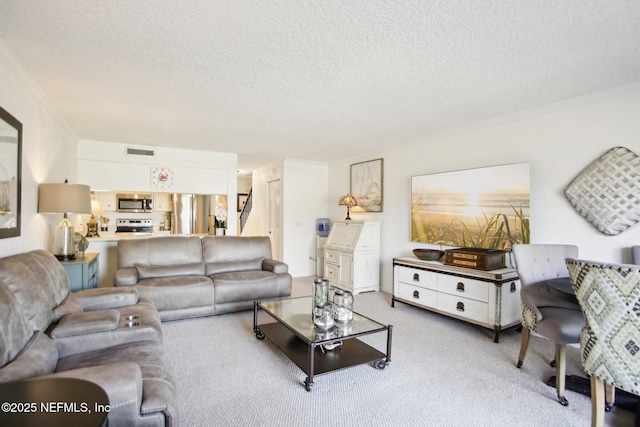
[324,220,380,294]
[392,256,521,342]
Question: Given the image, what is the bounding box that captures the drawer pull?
[456,282,465,292]
[510,282,517,292]
[413,273,420,282]
[456,302,465,312]
[412,290,420,299]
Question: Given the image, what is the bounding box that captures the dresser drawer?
[437,293,489,323]
[325,249,338,264]
[437,274,490,303]
[397,283,437,309]
[397,267,437,291]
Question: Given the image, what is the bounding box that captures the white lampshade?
[38,181,91,260]
[38,182,92,214]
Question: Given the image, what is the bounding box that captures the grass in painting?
[412,200,530,250]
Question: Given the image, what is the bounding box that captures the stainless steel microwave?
[116,194,154,213]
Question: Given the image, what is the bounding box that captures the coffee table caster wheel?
[255,330,265,340]
[304,378,313,392]
[557,395,568,406]
[373,359,387,370]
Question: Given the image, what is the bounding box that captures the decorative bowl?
[413,249,445,261]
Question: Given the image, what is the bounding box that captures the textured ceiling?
[1,1,640,173]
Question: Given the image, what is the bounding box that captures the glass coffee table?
[253,296,392,391]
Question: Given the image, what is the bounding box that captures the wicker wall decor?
[564,146,640,235]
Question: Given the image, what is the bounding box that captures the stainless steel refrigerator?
[171,194,213,235]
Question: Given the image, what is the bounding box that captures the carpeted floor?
[161,278,636,426]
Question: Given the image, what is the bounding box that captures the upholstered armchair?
[566,258,640,427]
[512,244,585,406]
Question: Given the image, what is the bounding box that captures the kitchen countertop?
[85,231,218,242]
[86,231,172,242]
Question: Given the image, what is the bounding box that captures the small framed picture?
[237,193,249,212]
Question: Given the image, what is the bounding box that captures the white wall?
[245,159,329,276]
[283,159,329,277]
[0,46,80,258]
[328,83,640,293]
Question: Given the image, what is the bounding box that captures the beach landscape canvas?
[411,162,530,250]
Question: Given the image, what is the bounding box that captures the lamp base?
[53,216,77,261]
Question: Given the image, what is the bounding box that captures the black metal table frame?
[253,300,393,391]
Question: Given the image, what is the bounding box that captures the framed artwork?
[411,162,530,250]
[350,158,383,212]
[237,193,249,212]
[0,106,22,239]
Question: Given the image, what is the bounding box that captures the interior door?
[267,179,282,260]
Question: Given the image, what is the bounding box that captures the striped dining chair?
[566,258,640,427]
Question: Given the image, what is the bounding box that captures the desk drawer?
[397,283,437,309]
[437,293,489,323]
[397,267,437,291]
[437,274,490,303]
[325,249,338,263]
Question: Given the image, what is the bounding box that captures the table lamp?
[38,180,91,260]
[86,199,103,237]
[338,194,358,220]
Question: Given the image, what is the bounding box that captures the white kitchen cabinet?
[154,193,172,212]
[392,257,521,343]
[323,220,380,294]
[94,191,116,212]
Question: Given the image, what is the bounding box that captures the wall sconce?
[38,180,91,260]
[338,194,358,220]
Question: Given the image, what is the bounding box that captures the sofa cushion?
[0,284,35,368]
[138,263,205,279]
[210,271,277,304]
[118,235,203,268]
[137,276,214,311]
[0,250,67,331]
[0,332,58,384]
[202,236,272,275]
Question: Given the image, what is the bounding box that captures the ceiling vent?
[126,147,155,157]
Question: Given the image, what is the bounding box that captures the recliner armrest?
[70,287,139,311]
[262,259,289,274]
[39,362,143,426]
[49,310,120,338]
[114,267,139,286]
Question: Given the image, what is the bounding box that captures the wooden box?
[444,248,506,271]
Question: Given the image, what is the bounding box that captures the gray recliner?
[512,243,585,406]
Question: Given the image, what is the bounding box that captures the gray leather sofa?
[114,235,292,321]
[0,250,178,427]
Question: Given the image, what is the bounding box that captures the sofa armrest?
[49,310,120,338]
[262,259,289,274]
[69,287,139,311]
[39,362,143,426]
[114,268,139,286]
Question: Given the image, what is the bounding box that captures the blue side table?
[60,253,100,291]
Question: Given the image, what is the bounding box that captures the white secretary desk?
[323,220,380,294]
